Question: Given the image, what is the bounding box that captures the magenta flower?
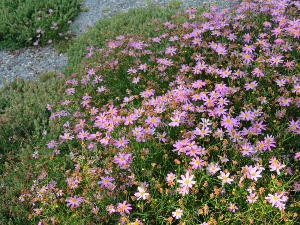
[114,152,132,169]
[293,182,300,191]
[66,196,82,209]
[98,176,115,188]
[227,202,238,213]
[114,137,129,148]
[190,157,205,170]
[244,81,258,91]
[145,115,161,127]
[269,55,284,67]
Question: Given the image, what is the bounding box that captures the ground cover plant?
[0,0,81,49]
[0,0,300,224]
[65,2,199,75]
[0,72,66,224]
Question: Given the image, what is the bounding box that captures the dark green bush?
[0,73,64,163]
[0,0,81,49]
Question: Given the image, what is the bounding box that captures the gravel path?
[0,0,240,87]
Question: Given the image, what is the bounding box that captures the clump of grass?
[1,0,300,224]
[0,0,81,50]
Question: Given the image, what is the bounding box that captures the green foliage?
[80,7,90,12]
[0,73,64,166]
[167,0,182,10]
[0,0,81,49]
[0,147,34,224]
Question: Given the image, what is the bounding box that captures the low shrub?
[0,73,64,172]
[0,0,81,49]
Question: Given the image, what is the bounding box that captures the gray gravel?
[0,0,241,87]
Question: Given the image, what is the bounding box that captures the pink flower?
[269,162,286,175]
[192,80,206,89]
[145,116,161,127]
[117,201,132,214]
[269,55,284,67]
[293,182,300,191]
[114,152,132,169]
[246,193,258,204]
[247,166,262,181]
[177,171,196,195]
[98,176,114,188]
[239,110,255,121]
[242,44,255,54]
[33,208,43,215]
[114,137,129,148]
[169,115,181,127]
[265,192,288,210]
[190,157,205,170]
[166,172,176,183]
[217,171,234,185]
[138,63,147,72]
[244,81,258,91]
[193,126,211,138]
[242,53,254,64]
[271,27,282,37]
[215,45,227,56]
[206,162,221,175]
[227,202,238,213]
[66,196,82,209]
[165,46,177,56]
[140,89,155,98]
[60,132,74,140]
[251,67,264,77]
[106,204,115,214]
[46,140,58,149]
[221,115,239,130]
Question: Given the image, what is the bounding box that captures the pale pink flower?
[247,166,262,181]
[177,171,196,191]
[217,171,234,185]
[134,187,150,200]
[172,208,183,219]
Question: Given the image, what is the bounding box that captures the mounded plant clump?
[1,0,300,224]
[0,0,81,49]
